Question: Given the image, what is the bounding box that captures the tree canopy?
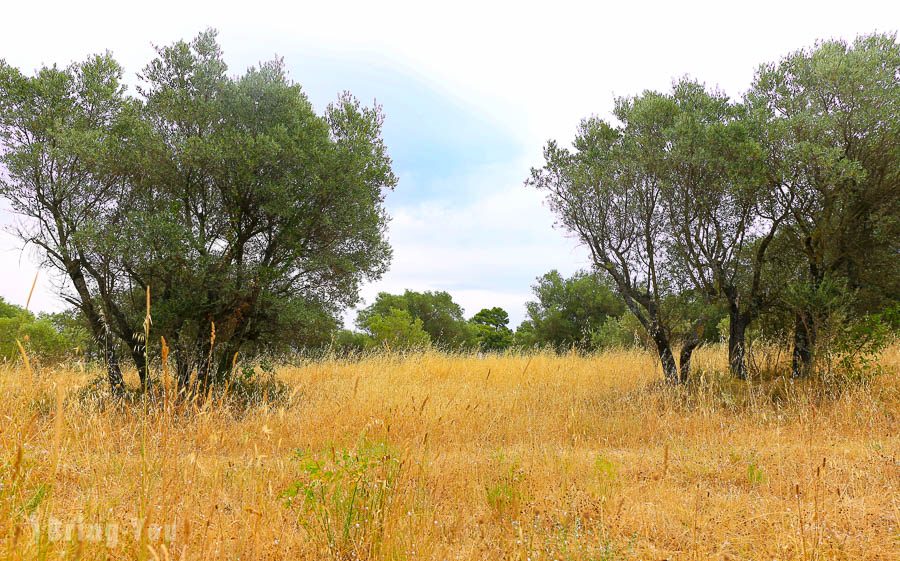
[470,307,513,352]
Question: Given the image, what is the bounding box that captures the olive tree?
[0,53,142,391]
[749,33,900,376]
[1,30,397,390]
[661,80,791,378]
[529,93,689,382]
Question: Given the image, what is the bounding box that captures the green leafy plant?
[23,484,49,516]
[283,439,401,559]
[0,298,75,364]
[785,280,896,383]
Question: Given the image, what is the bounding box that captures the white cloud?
[345,160,592,327]
[0,203,65,313]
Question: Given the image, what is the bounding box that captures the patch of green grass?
[593,454,619,496]
[747,462,766,486]
[486,454,525,518]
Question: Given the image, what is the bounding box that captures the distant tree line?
[332,269,720,356]
[334,289,514,353]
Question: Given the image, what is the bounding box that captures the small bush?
[225,361,290,407]
[589,312,656,352]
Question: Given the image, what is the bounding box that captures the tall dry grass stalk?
[0,345,897,559]
[12,272,39,376]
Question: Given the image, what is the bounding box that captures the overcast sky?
[1,0,896,327]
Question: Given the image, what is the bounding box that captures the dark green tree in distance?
[356,290,472,349]
[0,297,80,362]
[363,308,431,350]
[470,307,513,352]
[514,270,625,352]
[332,329,372,353]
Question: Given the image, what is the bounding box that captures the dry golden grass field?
[1,347,898,560]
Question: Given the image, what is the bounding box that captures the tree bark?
[103,345,126,394]
[174,349,193,392]
[215,340,242,384]
[791,311,815,378]
[792,253,822,379]
[679,338,701,383]
[677,318,706,383]
[94,285,146,388]
[651,328,679,383]
[728,309,748,379]
[129,346,148,389]
[64,260,126,394]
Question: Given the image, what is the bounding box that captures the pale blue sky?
[1,0,896,327]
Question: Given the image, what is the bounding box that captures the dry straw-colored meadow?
[1,346,898,560]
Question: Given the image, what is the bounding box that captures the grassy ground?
[1,346,898,560]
